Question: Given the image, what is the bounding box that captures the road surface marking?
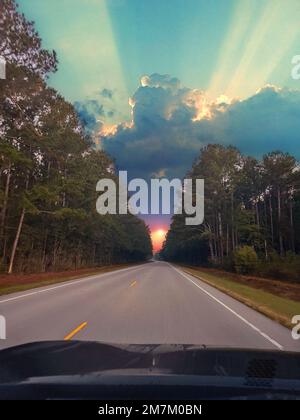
[130,281,137,287]
[0,265,144,304]
[170,264,283,351]
[64,322,88,340]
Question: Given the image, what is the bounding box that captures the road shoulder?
[177,265,300,329]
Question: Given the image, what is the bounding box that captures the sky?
[18,0,300,249]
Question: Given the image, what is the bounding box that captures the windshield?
[1,0,300,402]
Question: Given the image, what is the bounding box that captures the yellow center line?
[64,321,88,341]
[130,281,137,287]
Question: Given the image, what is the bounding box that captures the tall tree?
[162,145,300,279]
[0,0,57,77]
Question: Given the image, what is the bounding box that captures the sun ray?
[225,0,300,98]
[253,8,299,88]
[208,0,256,98]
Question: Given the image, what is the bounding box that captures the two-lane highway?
[0,262,299,351]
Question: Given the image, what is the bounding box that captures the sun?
[151,228,167,252]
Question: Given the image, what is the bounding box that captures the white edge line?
[0,265,144,304]
[170,264,283,351]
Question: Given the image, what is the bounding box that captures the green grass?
[181,266,300,328]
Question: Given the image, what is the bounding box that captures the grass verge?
[0,263,143,297]
[180,265,300,329]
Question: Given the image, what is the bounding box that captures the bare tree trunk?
[235,229,239,248]
[41,230,48,272]
[213,214,218,261]
[226,224,229,256]
[263,197,268,233]
[53,235,59,269]
[207,223,215,262]
[218,212,224,263]
[269,195,274,247]
[0,162,11,246]
[277,187,284,256]
[62,167,67,208]
[76,240,82,269]
[231,192,235,251]
[208,238,214,262]
[290,199,295,253]
[255,201,260,227]
[264,239,268,261]
[8,208,25,274]
[47,161,51,178]
[7,170,30,274]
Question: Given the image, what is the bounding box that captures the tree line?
[0,0,152,273]
[162,144,300,281]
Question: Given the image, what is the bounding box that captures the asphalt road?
[0,261,299,351]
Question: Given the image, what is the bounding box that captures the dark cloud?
[100,88,113,99]
[74,97,116,136]
[107,110,115,118]
[209,86,300,157]
[98,75,300,179]
[74,99,104,134]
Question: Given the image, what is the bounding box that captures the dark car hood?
[1,341,300,385]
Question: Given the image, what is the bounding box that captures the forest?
[0,0,152,274]
[162,144,300,281]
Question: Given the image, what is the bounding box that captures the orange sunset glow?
[151,228,167,253]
